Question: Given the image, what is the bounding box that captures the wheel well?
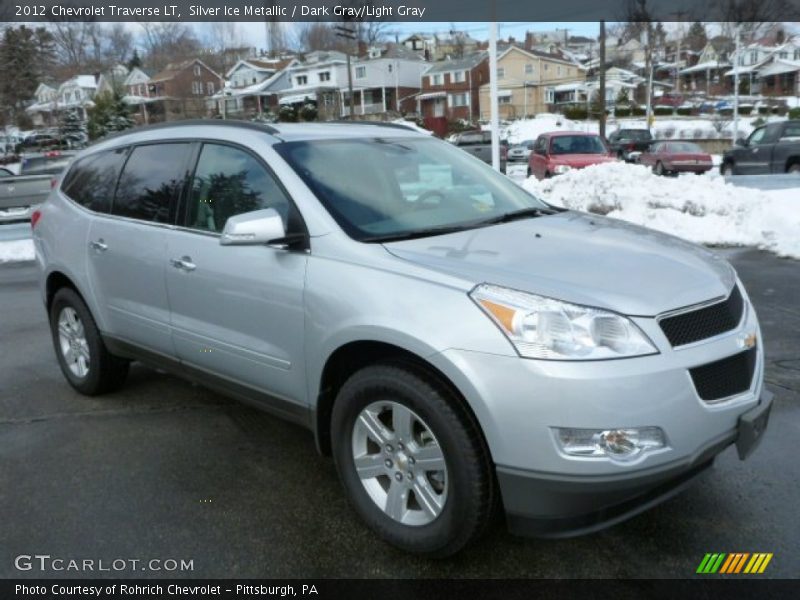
[786,156,800,171]
[315,341,484,458]
[46,271,80,311]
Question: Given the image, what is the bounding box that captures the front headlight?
[552,164,572,174]
[470,284,658,360]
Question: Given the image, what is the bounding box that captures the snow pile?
[0,239,35,263]
[523,162,800,259]
[392,119,434,135]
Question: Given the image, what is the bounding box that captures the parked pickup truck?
[0,151,75,224]
[606,128,653,162]
[450,130,507,173]
[721,120,800,175]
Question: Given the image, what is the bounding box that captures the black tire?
[787,162,800,174]
[721,162,735,176]
[331,363,495,557]
[526,166,532,177]
[654,161,664,176]
[49,287,129,395]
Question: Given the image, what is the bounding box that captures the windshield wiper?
[360,222,489,243]
[479,206,556,225]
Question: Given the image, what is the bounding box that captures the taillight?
[51,178,58,189]
[31,209,42,229]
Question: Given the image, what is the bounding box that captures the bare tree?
[296,22,347,53]
[48,21,98,75]
[104,24,134,66]
[715,0,797,42]
[139,23,202,71]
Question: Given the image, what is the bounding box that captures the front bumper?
[498,389,772,538]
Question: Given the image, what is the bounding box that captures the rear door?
[165,141,309,407]
[87,142,193,356]
[530,136,548,178]
[736,125,781,174]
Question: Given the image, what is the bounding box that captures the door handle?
[89,239,107,252]
[170,256,196,272]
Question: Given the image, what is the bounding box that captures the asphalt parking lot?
[1,248,798,579]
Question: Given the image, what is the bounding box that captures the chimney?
[525,32,534,51]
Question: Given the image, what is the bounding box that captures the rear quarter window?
[62,148,128,214]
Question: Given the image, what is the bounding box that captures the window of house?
[186,143,295,233]
[62,147,128,214]
[795,49,800,60]
[557,66,563,76]
[296,75,308,86]
[192,81,203,95]
[496,67,505,79]
[207,81,215,95]
[432,73,443,85]
[545,87,555,103]
[525,63,533,75]
[319,71,331,82]
[450,93,468,106]
[544,63,549,71]
[779,51,788,59]
[498,95,511,104]
[355,66,366,79]
[194,64,201,76]
[750,50,758,63]
[113,144,191,224]
[453,70,465,83]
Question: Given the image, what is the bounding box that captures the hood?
[551,154,617,168]
[384,212,735,316]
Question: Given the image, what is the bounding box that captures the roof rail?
[329,120,420,131]
[98,118,279,143]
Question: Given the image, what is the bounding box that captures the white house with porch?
[347,45,427,116]
[278,51,349,119]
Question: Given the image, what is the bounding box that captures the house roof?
[758,59,800,77]
[680,60,731,75]
[150,59,221,83]
[423,51,488,74]
[497,45,576,66]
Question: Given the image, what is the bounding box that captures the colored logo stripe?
[697,553,773,574]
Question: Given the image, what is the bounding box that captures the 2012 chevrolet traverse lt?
[33,121,772,556]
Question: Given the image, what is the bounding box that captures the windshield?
[275,137,550,242]
[550,135,607,155]
[619,130,651,140]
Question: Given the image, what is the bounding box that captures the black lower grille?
[659,285,744,347]
[690,347,757,402]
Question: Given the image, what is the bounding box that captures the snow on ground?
[522,162,800,259]
[490,113,787,144]
[0,239,34,263]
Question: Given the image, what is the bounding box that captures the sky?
[231,21,602,52]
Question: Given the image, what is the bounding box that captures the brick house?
[147,59,222,121]
[418,52,489,122]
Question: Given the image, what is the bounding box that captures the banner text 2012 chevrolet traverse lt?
[33,121,772,556]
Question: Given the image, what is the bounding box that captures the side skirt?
[103,335,313,430]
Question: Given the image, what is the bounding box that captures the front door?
[165,142,308,408]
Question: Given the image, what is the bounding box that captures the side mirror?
[220,208,286,247]
[735,137,747,147]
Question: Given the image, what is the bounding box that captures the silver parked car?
[507,139,535,162]
[33,121,772,556]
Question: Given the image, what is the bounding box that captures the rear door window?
[62,148,128,214]
[113,143,191,224]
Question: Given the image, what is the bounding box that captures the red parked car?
[527,132,616,179]
[638,141,713,176]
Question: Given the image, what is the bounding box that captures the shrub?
[738,106,752,115]
[676,107,693,116]
[631,106,646,116]
[278,104,297,122]
[654,106,674,116]
[299,102,318,121]
[614,107,631,117]
[789,107,800,120]
[562,106,589,120]
[758,106,770,115]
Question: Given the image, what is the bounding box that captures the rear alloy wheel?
[50,287,129,395]
[331,364,494,556]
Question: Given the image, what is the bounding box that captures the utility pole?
[489,21,500,172]
[335,25,356,118]
[733,23,741,145]
[599,20,606,139]
[645,24,654,129]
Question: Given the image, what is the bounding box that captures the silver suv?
[33,121,772,556]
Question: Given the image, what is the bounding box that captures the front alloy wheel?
[331,363,495,556]
[352,401,448,526]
